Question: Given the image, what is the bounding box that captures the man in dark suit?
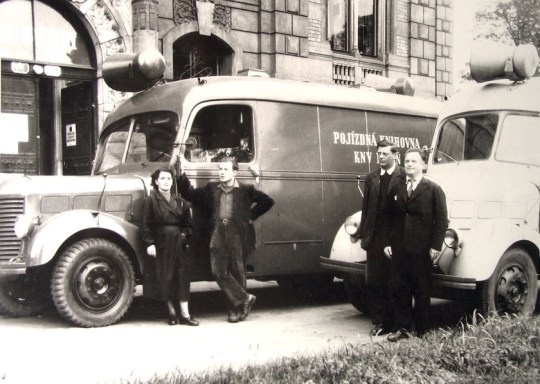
[383,148,447,341]
[178,157,274,323]
[359,139,404,336]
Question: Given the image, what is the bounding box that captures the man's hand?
[147,245,156,258]
[383,246,392,259]
[171,155,182,176]
[430,248,441,265]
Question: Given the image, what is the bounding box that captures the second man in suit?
[383,147,447,341]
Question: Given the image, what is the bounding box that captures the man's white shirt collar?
[380,164,397,176]
[407,175,423,183]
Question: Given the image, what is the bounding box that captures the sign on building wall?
[65,123,77,147]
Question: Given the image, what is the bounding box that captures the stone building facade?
[0,0,452,175]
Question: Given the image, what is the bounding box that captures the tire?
[343,274,369,314]
[0,275,50,317]
[477,248,538,316]
[51,238,135,327]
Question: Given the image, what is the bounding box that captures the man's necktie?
[407,179,413,198]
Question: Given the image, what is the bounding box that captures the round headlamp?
[14,215,34,239]
[443,229,459,249]
[344,216,361,236]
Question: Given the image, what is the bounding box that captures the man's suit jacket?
[359,166,405,250]
[384,177,448,255]
[177,174,274,254]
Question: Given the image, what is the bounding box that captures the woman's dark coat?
[142,189,193,301]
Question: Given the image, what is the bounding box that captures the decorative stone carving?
[174,0,198,24]
[213,4,231,32]
[133,0,158,31]
[85,1,121,43]
[102,37,127,56]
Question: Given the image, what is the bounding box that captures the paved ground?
[0,281,467,384]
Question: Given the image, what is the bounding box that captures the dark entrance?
[173,33,233,80]
[61,82,94,175]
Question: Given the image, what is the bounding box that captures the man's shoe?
[239,294,256,321]
[228,310,240,323]
[369,323,391,337]
[387,329,410,342]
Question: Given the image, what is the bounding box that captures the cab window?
[185,105,254,163]
[496,114,540,166]
[435,113,498,163]
[94,112,178,173]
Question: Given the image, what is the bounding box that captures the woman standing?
[142,168,199,326]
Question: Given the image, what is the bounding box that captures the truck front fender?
[329,211,366,263]
[26,210,143,268]
[449,219,539,281]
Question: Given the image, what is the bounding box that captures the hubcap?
[496,265,529,313]
[76,260,120,311]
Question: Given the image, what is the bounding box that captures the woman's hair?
[150,168,173,190]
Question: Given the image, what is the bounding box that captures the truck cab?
[322,42,540,316]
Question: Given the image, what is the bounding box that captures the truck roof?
[439,77,540,121]
[104,76,441,127]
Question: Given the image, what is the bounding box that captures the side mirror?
[177,136,198,149]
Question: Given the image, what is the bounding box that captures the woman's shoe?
[179,315,199,326]
[168,313,179,326]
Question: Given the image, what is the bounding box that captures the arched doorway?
[0,0,97,175]
[173,33,234,80]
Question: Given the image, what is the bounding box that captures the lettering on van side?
[332,131,421,164]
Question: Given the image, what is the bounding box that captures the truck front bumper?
[0,263,26,275]
[320,256,477,290]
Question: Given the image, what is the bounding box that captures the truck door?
[182,102,257,280]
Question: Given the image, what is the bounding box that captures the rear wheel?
[343,274,369,314]
[51,238,135,327]
[477,248,537,316]
[0,275,50,317]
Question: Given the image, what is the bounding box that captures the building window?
[328,0,379,57]
[329,0,349,52]
[0,0,93,66]
[358,0,377,57]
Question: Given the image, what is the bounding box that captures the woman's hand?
[147,245,156,258]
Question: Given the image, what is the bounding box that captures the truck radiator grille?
[0,197,24,263]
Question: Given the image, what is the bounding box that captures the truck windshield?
[94,111,179,174]
[496,114,540,166]
[434,113,499,164]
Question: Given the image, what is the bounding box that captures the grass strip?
[125,313,540,384]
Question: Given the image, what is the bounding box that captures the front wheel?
[477,248,538,316]
[51,238,135,327]
[0,275,50,317]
